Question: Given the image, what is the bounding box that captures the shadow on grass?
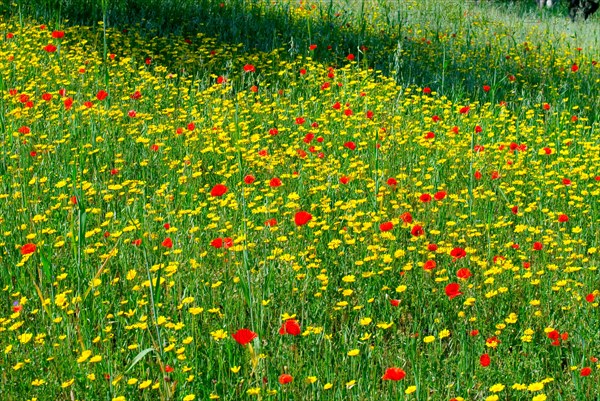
[5,0,600,121]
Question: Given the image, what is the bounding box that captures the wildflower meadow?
[1,0,600,400]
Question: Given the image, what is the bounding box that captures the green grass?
[0,1,600,400]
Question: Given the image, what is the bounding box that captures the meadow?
[1,0,600,400]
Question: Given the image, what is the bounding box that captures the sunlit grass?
[0,1,600,400]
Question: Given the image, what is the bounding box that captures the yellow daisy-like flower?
[347,349,360,356]
[485,396,499,401]
[423,335,436,343]
[405,385,417,394]
[532,394,547,401]
[182,395,195,401]
[489,383,505,392]
[527,382,544,392]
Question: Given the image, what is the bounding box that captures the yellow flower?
[77,350,92,363]
[246,387,261,395]
[18,332,33,344]
[438,329,450,339]
[532,394,547,401]
[485,396,499,401]
[306,376,317,384]
[138,380,152,389]
[489,383,505,392]
[527,382,544,392]
[423,335,436,343]
[405,385,417,394]
[182,395,195,401]
[210,329,227,341]
[347,349,360,356]
[346,380,356,389]
[230,366,241,373]
[112,397,127,401]
[89,355,102,363]
[359,317,372,326]
[61,379,75,388]
[324,383,333,390]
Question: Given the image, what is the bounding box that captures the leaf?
[125,347,156,374]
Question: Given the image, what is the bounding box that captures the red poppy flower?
[295,211,312,226]
[96,90,108,101]
[344,108,353,116]
[400,212,413,224]
[265,218,277,227]
[434,191,446,201]
[210,184,228,197]
[411,225,424,236]
[419,193,432,203]
[571,63,579,72]
[480,354,490,367]
[379,222,393,232]
[558,214,569,223]
[543,102,550,110]
[431,115,440,122]
[450,247,466,260]
[21,243,37,255]
[295,117,305,125]
[474,170,482,180]
[483,85,491,92]
[64,97,73,110]
[428,243,438,251]
[390,299,400,307]
[445,283,462,299]
[232,328,257,345]
[533,242,543,251]
[210,238,223,248]
[346,53,355,61]
[162,238,173,248]
[586,293,595,303]
[423,260,436,271]
[41,93,52,101]
[475,125,483,133]
[424,131,435,139]
[382,367,406,381]
[580,367,592,377]
[244,175,255,184]
[164,365,174,373]
[278,374,293,384]
[43,44,57,52]
[269,178,282,188]
[457,268,472,279]
[387,178,398,186]
[279,319,301,336]
[18,126,31,135]
[562,178,572,186]
[366,110,374,119]
[423,87,431,94]
[459,106,470,114]
[344,141,356,150]
[470,329,479,336]
[309,44,317,51]
[131,239,142,246]
[51,30,65,38]
[243,64,255,73]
